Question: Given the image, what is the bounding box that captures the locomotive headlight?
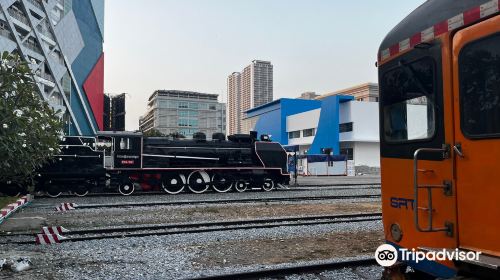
[390,223,403,242]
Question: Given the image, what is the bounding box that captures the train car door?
[452,14,500,256]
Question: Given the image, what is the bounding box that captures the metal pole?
[294,150,298,186]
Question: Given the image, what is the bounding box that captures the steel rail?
[77,194,381,209]
[31,194,381,210]
[33,183,381,198]
[3,213,382,244]
[188,257,378,280]
[297,182,381,187]
[285,186,380,191]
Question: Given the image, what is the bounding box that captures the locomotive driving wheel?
[211,173,233,193]
[161,174,186,194]
[73,185,89,197]
[234,180,248,192]
[261,178,275,192]
[73,180,93,197]
[118,181,135,196]
[46,185,62,198]
[187,170,211,194]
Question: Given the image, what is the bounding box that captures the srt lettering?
[390,197,415,210]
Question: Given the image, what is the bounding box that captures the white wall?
[288,137,315,146]
[354,142,380,167]
[307,161,346,176]
[339,101,379,142]
[285,101,380,168]
[287,109,320,131]
[286,109,320,146]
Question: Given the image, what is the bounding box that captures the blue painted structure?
[70,0,104,135]
[245,99,321,145]
[244,95,353,155]
[309,95,353,155]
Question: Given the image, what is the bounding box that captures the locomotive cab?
[96,131,143,169]
[378,0,500,279]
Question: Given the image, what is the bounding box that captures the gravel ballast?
[1,177,384,279]
[0,220,383,279]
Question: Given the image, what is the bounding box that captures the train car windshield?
[381,57,436,143]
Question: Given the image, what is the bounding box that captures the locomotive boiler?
[32,131,290,197]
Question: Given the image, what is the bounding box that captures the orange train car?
[377,0,500,279]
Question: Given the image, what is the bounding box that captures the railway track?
[33,183,381,198]
[30,194,381,210]
[1,212,382,245]
[189,257,378,280]
[295,182,380,187]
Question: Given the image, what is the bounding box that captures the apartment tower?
[227,72,241,136]
[227,60,273,134]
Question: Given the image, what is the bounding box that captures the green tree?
[168,132,185,139]
[143,128,165,137]
[0,52,62,191]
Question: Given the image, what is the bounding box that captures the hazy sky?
[104,0,426,130]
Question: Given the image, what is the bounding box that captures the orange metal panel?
[380,33,458,271]
[452,14,500,257]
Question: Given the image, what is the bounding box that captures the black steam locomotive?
[32,131,290,197]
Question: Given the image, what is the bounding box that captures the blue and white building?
[243,84,380,168]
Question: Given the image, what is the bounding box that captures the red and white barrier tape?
[55,203,78,212]
[35,233,67,245]
[379,0,500,62]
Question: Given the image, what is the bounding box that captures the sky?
[103,0,426,130]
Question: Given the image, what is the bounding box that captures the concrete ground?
[292,175,380,186]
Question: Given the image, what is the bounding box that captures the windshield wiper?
[398,59,431,97]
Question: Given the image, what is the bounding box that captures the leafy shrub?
[0,52,63,190]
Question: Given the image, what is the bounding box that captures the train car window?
[459,33,500,138]
[119,138,130,150]
[382,57,436,143]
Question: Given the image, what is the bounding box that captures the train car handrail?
[413,145,453,236]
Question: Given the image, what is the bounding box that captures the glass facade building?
[139,90,226,139]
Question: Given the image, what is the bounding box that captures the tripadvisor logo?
[375,244,398,267]
[375,243,482,267]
